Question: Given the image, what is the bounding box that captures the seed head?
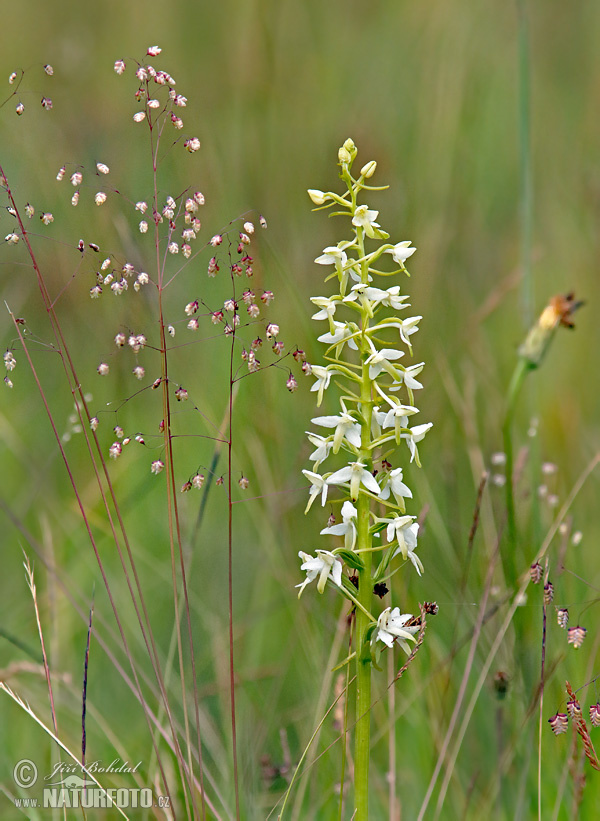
[96,162,110,175]
[548,713,568,736]
[90,417,99,431]
[147,46,162,56]
[207,257,219,276]
[184,137,201,153]
[133,112,146,123]
[95,192,107,206]
[239,476,249,490]
[115,332,126,347]
[133,366,145,380]
[265,323,279,339]
[5,233,19,244]
[40,212,54,225]
[97,363,109,376]
[8,72,17,84]
[530,562,543,584]
[41,97,52,110]
[114,59,126,75]
[210,234,223,247]
[71,192,80,206]
[556,607,569,628]
[151,460,164,475]
[56,166,66,181]
[286,373,298,392]
[187,318,199,330]
[192,474,205,489]
[175,387,188,401]
[243,221,255,234]
[109,442,122,459]
[567,626,587,649]
[4,351,16,371]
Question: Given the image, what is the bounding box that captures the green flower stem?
[502,356,529,585]
[354,228,374,820]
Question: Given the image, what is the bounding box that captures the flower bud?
[338,138,357,165]
[360,161,377,178]
[308,189,328,206]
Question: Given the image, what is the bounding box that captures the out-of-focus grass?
[1,2,599,819]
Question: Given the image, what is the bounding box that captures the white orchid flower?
[327,461,380,500]
[310,365,338,407]
[381,403,419,443]
[311,295,340,328]
[352,205,381,239]
[385,241,416,266]
[375,606,419,651]
[390,362,425,393]
[311,405,361,453]
[296,550,343,597]
[302,469,331,512]
[317,321,359,354]
[365,346,405,380]
[320,500,358,550]
[314,245,348,267]
[402,423,433,466]
[378,467,413,509]
[306,432,333,467]
[382,515,423,576]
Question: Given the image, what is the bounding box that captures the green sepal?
[334,548,365,570]
[370,522,387,537]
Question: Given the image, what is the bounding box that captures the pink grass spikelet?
[548,713,569,736]
[567,626,587,649]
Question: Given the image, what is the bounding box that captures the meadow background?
[1,1,599,818]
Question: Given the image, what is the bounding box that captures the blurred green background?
[1,1,599,818]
